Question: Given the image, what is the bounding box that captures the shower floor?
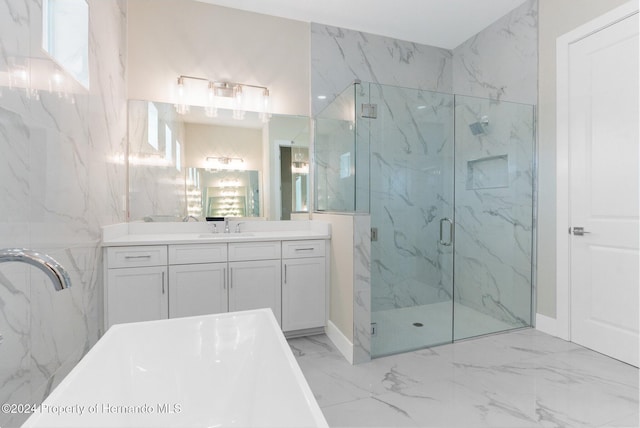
[371,302,515,357]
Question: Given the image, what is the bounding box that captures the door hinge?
[361,103,378,119]
[371,227,378,242]
[371,322,377,336]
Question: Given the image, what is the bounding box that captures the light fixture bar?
[206,156,244,164]
[174,75,270,118]
[177,75,268,95]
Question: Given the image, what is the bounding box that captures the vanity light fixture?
[174,75,270,121]
[232,85,245,120]
[206,156,245,170]
[205,81,217,118]
[291,148,309,174]
[175,76,190,115]
[206,156,244,165]
[260,88,271,123]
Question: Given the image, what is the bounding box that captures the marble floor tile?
[288,334,337,358]
[290,329,639,428]
[321,396,422,428]
[603,412,640,428]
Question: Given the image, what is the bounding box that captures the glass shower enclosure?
[315,81,535,358]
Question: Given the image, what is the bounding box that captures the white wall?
[127,0,310,117]
[536,0,629,317]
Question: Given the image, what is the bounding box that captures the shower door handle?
[439,218,453,246]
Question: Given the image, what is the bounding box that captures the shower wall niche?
[315,82,535,358]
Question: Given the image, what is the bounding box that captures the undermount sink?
[198,232,255,239]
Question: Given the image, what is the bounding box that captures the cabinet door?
[169,263,228,318]
[282,257,326,332]
[229,260,282,325]
[106,266,168,328]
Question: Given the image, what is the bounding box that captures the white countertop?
[102,220,331,247]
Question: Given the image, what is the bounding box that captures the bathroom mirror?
[127,100,310,221]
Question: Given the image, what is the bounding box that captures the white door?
[568,11,639,366]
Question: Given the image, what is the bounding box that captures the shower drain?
[413,322,424,327]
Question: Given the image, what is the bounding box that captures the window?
[42,0,89,88]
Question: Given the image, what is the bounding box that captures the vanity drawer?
[107,246,167,268]
[169,243,227,265]
[228,241,281,261]
[282,240,326,259]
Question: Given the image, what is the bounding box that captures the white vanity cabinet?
[228,241,282,325]
[104,234,328,335]
[105,246,168,327]
[281,240,326,332]
[168,243,228,318]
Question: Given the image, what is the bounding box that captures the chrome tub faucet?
[0,248,71,291]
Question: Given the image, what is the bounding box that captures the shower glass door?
[453,95,535,340]
[366,83,455,357]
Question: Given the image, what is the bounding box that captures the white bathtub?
[23,309,327,427]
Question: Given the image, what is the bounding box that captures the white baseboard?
[535,313,558,337]
[325,320,353,364]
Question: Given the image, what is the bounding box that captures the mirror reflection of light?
[4,57,84,102]
[110,153,171,166]
[205,156,245,171]
[218,179,242,188]
[291,164,309,174]
[12,68,28,83]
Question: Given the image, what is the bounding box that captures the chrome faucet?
[224,218,230,233]
[0,248,71,291]
[235,222,244,233]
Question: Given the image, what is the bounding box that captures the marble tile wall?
[352,214,371,364]
[311,23,453,116]
[0,1,127,426]
[311,1,537,359]
[452,0,538,105]
[128,100,186,221]
[311,25,455,361]
[451,0,537,334]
